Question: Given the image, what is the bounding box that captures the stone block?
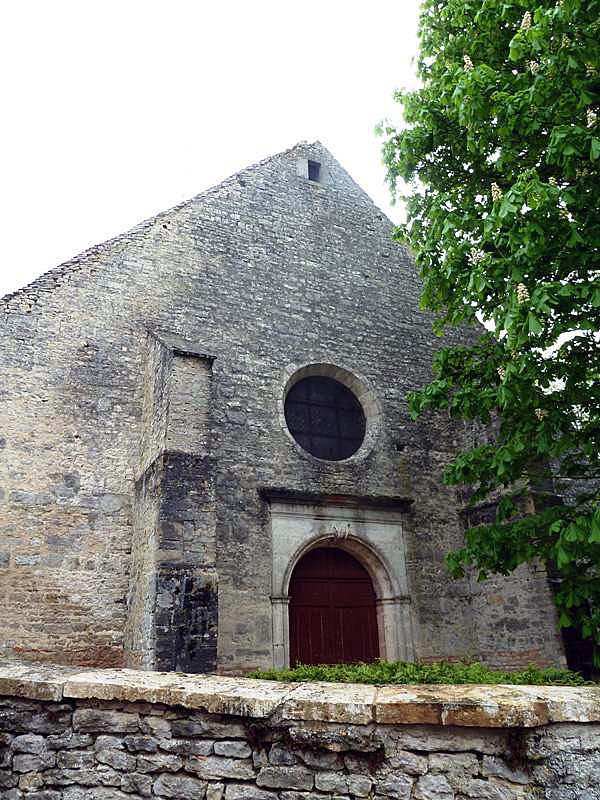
[0,771,18,790]
[10,736,46,755]
[225,785,278,800]
[140,717,171,739]
[481,756,529,785]
[213,741,251,759]
[347,775,372,797]
[171,718,246,740]
[412,774,454,800]
[26,792,62,800]
[47,733,93,750]
[186,756,255,781]
[153,773,207,800]
[12,753,55,773]
[94,736,124,752]
[120,773,152,797]
[375,775,414,800]
[458,779,516,800]
[123,736,157,753]
[428,753,478,775]
[95,749,137,772]
[267,745,297,766]
[136,753,182,773]
[206,782,224,800]
[18,772,44,791]
[56,751,95,769]
[73,710,138,734]
[256,766,314,791]
[159,739,213,756]
[279,794,325,800]
[314,773,348,793]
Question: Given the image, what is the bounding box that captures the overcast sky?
[0,1,420,298]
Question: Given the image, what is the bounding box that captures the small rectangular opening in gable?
[308,160,321,182]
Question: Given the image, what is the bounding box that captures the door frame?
[268,499,415,669]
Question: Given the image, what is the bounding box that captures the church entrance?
[289,547,379,665]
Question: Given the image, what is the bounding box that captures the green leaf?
[528,313,543,335]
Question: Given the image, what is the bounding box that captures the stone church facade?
[0,142,565,674]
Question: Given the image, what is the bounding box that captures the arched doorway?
[289,547,379,665]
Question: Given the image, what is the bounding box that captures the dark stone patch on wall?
[155,566,218,672]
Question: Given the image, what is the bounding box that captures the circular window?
[284,375,366,461]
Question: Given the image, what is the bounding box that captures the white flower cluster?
[497,367,506,380]
[463,54,474,71]
[520,11,532,29]
[516,283,530,304]
[548,176,557,186]
[535,408,549,420]
[587,109,597,128]
[491,182,503,202]
[468,247,486,265]
[529,60,540,74]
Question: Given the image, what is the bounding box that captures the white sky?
[0,1,419,298]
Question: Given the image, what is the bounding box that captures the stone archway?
[268,497,415,669]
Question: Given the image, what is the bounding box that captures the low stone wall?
[2,664,600,800]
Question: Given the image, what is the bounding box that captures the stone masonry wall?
[3,665,600,800]
[0,141,564,672]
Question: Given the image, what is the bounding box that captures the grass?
[249,660,595,686]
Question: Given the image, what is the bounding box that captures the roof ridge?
[1,140,320,311]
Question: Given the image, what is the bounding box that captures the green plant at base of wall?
[250,660,593,686]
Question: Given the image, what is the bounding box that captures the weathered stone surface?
[47,733,93,750]
[213,741,251,759]
[346,775,372,797]
[170,718,246,740]
[186,756,255,780]
[282,684,376,726]
[256,766,314,791]
[481,755,529,785]
[314,772,349,793]
[266,745,297,766]
[26,792,61,800]
[136,753,182,773]
[12,753,55,773]
[56,751,95,769]
[428,752,478,775]
[225,785,278,800]
[120,773,152,797]
[458,778,516,799]
[153,773,207,800]
[300,749,341,771]
[412,773,454,800]
[11,735,46,754]
[73,709,138,734]
[95,748,137,771]
[123,736,157,753]
[205,782,224,800]
[0,665,72,703]
[18,772,44,791]
[159,738,213,756]
[375,774,414,800]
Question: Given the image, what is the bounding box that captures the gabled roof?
[1,141,393,314]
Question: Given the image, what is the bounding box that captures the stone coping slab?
[1,661,600,728]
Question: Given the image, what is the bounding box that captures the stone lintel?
[258,487,413,510]
[1,662,600,728]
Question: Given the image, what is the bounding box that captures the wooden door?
[289,547,379,665]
